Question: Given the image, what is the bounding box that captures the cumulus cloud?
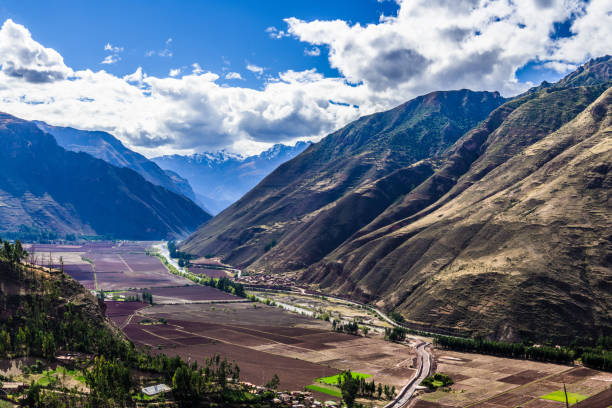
[285,0,611,95]
[225,72,243,80]
[169,68,181,77]
[0,19,72,83]
[0,1,609,157]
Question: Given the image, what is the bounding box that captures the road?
[384,342,432,408]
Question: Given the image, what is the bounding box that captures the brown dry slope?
[309,85,612,343]
[182,57,612,342]
[181,90,506,270]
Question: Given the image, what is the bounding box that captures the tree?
[25,381,42,407]
[339,371,360,408]
[265,373,280,390]
[42,332,56,359]
[172,365,206,406]
[383,384,392,400]
[85,356,133,405]
[377,383,383,399]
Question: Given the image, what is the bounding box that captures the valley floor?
[24,240,612,408]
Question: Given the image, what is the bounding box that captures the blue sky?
[0,0,609,156]
[0,0,400,89]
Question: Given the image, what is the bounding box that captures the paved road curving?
[385,342,432,408]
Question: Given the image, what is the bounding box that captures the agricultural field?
[118,301,417,403]
[188,267,233,278]
[20,241,612,408]
[131,285,245,304]
[24,241,192,290]
[250,291,394,334]
[412,350,612,408]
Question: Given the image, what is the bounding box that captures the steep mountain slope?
[181,90,506,266]
[307,85,611,343]
[0,113,210,239]
[35,122,199,204]
[182,57,611,342]
[153,141,311,214]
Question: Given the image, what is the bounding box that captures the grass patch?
[315,372,371,386]
[305,384,342,398]
[541,390,588,404]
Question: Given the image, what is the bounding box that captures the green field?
[541,390,588,404]
[315,372,372,386]
[305,384,342,397]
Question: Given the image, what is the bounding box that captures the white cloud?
[304,47,321,56]
[145,38,174,58]
[169,68,181,77]
[104,43,123,53]
[246,64,264,75]
[123,66,145,83]
[0,19,72,83]
[101,54,120,65]
[191,63,203,74]
[0,2,609,157]
[265,26,289,39]
[285,0,611,95]
[225,72,243,80]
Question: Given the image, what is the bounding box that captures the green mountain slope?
[181,89,505,268]
[0,113,210,240]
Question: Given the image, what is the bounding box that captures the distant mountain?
[0,113,210,240]
[152,141,311,214]
[181,56,612,343]
[35,122,199,204]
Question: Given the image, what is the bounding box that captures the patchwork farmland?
[22,241,612,407]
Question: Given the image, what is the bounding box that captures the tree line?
[337,371,396,408]
[434,335,612,370]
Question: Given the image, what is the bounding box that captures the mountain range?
[0,113,210,240]
[152,141,311,214]
[181,56,612,343]
[36,122,199,204]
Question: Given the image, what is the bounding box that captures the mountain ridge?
[35,122,200,205]
[0,113,210,240]
[152,141,311,214]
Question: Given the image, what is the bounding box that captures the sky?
[0,0,610,157]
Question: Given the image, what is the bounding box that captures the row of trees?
[385,327,408,342]
[434,335,576,364]
[0,236,28,265]
[333,319,359,335]
[337,371,396,407]
[160,250,247,298]
[168,240,194,267]
[142,291,154,304]
[582,351,612,371]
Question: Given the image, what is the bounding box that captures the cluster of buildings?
[241,383,339,407]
